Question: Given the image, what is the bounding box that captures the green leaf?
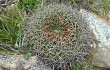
[22,53,31,59]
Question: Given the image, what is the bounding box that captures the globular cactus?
[25,4,94,70]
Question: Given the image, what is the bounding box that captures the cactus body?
[26,4,94,70]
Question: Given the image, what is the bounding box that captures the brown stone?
[12,55,27,62]
[1,62,24,70]
[1,62,17,70]
[94,66,108,70]
[93,48,110,69]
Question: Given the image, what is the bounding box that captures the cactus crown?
[26,4,94,69]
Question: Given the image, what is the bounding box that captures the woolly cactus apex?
[25,4,94,70]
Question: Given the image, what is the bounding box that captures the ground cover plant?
[18,0,44,14]
[0,4,25,55]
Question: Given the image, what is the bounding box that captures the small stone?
[93,49,110,68]
[29,56,37,62]
[24,64,31,70]
[1,62,24,70]
[94,66,107,70]
[12,55,27,62]
[23,56,37,69]
[1,62,17,70]
[0,59,4,65]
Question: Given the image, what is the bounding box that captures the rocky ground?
[0,54,108,70]
[0,54,52,70]
[0,2,110,70]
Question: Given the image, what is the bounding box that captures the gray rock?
[81,9,110,68]
[0,55,52,70]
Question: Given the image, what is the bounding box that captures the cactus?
[25,4,94,70]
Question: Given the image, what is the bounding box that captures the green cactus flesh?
[26,4,94,70]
